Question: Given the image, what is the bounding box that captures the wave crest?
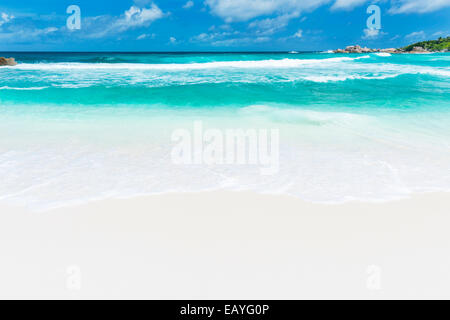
[12,56,371,71]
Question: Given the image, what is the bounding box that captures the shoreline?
[1,190,450,299]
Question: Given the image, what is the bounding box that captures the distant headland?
[334,36,450,54]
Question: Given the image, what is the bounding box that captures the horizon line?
[0,51,319,54]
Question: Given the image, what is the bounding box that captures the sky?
[0,0,449,51]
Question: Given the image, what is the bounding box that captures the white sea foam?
[53,83,95,88]
[5,56,448,88]
[303,74,401,82]
[374,52,392,57]
[0,86,49,90]
[13,56,371,71]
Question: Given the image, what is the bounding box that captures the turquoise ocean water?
[0,52,449,209]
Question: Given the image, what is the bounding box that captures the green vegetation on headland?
[334,36,450,54]
[402,36,450,52]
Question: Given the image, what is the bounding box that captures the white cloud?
[294,29,303,38]
[0,2,166,44]
[362,28,380,39]
[405,30,426,40]
[183,1,195,9]
[118,4,164,30]
[169,36,177,44]
[193,33,211,41]
[210,36,271,47]
[389,0,450,14]
[0,26,58,42]
[191,28,273,46]
[205,0,330,22]
[248,13,299,36]
[0,12,14,27]
[432,31,448,37]
[192,7,306,46]
[137,33,155,40]
[0,11,62,43]
[84,3,165,38]
[206,0,450,22]
[45,27,58,34]
[331,0,368,10]
[191,30,238,43]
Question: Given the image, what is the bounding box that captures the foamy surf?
[12,56,371,71]
[374,52,392,57]
[0,86,49,90]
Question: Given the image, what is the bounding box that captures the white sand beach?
[1,191,450,299]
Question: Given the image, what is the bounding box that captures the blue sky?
[0,0,449,51]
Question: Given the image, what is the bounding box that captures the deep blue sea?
[1,52,449,209]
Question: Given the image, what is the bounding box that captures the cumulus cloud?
[433,30,448,37]
[190,28,273,47]
[84,3,165,38]
[331,0,368,10]
[389,0,450,14]
[183,1,195,9]
[206,0,450,22]
[293,29,303,38]
[205,0,330,22]
[405,30,426,40]
[248,13,299,36]
[137,33,155,40]
[362,28,381,39]
[210,36,270,47]
[0,12,14,27]
[0,26,58,42]
[0,11,60,43]
[191,30,238,43]
[116,4,164,31]
[0,2,166,43]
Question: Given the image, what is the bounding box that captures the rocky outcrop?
[334,45,375,53]
[380,48,398,53]
[409,46,429,53]
[0,57,17,66]
[333,45,401,54]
